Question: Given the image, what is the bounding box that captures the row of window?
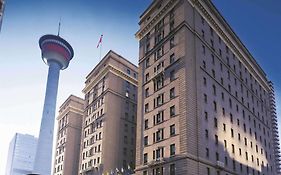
[144,123,176,146]
[143,143,176,164]
[81,156,101,171]
[142,164,175,175]
[200,14,267,102]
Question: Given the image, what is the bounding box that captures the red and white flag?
[97,34,103,48]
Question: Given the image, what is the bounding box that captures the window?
[155,47,164,60]
[155,19,164,45]
[170,87,175,99]
[212,69,216,78]
[170,37,175,48]
[170,164,175,175]
[145,103,149,113]
[145,58,150,68]
[216,152,219,161]
[205,129,209,139]
[154,111,164,125]
[170,144,176,156]
[143,153,148,164]
[206,148,209,158]
[202,45,206,55]
[170,105,175,117]
[153,166,163,175]
[144,33,150,54]
[170,124,176,136]
[215,135,218,145]
[214,117,218,128]
[170,53,175,64]
[204,94,208,103]
[212,84,216,95]
[145,88,149,97]
[213,101,217,111]
[155,147,164,160]
[155,129,164,142]
[145,73,149,82]
[144,136,148,146]
[154,75,164,91]
[144,119,148,129]
[203,77,207,86]
[170,70,176,81]
[155,93,164,107]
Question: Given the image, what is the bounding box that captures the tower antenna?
[57,18,61,36]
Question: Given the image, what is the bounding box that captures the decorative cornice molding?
[57,106,84,120]
[83,64,138,93]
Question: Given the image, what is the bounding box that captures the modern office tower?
[135,0,281,175]
[79,50,138,175]
[53,95,84,175]
[5,133,38,175]
[33,34,74,175]
[0,0,4,31]
[269,81,281,174]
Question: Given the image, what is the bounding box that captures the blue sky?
[0,0,280,174]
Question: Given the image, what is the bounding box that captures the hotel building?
[79,50,138,174]
[135,0,281,175]
[53,95,84,175]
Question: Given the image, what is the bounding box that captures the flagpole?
[100,38,102,60]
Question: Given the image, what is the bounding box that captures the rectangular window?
[170,124,176,136]
[170,87,175,99]
[143,153,148,164]
[170,144,176,156]
[144,119,148,129]
[170,37,175,48]
[144,136,148,146]
[170,53,175,64]
[145,88,149,98]
[170,105,175,117]
[170,164,175,175]
[170,70,176,81]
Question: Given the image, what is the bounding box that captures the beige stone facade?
[53,95,84,175]
[79,50,138,174]
[135,0,280,175]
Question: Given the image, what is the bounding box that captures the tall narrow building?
[135,0,281,175]
[5,133,38,175]
[79,50,138,174]
[53,95,84,175]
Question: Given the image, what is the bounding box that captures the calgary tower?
[32,34,74,175]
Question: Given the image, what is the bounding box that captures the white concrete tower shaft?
[33,34,74,175]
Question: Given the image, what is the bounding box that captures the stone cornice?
[57,106,84,120]
[83,64,138,94]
